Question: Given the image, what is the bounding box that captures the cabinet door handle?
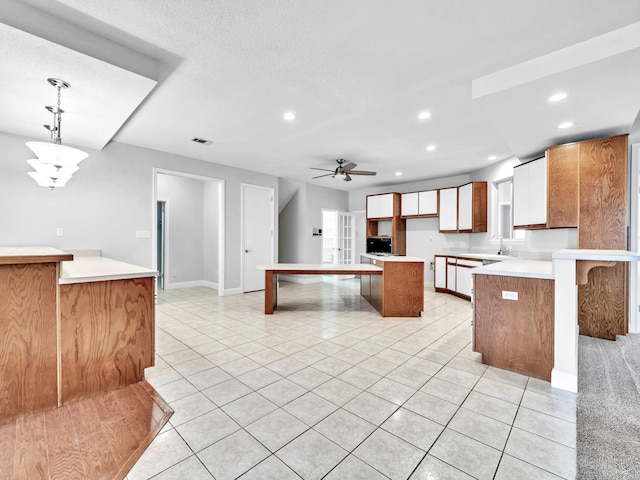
[245,249,252,253]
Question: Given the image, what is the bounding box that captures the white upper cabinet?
[418,190,438,215]
[438,187,458,231]
[367,193,395,219]
[458,183,473,231]
[513,157,547,227]
[401,190,437,217]
[401,192,419,216]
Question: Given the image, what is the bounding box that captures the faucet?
[493,235,508,255]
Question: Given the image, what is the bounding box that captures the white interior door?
[242,184,274,292]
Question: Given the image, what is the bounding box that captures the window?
[492,178,525,241]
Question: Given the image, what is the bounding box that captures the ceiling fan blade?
[310,167,335,172]
[344,173,352,182]
[349,170,377,176]
[341,163,358,172]
[312,173,335,179]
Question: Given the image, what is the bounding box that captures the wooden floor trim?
[0,381,172,480]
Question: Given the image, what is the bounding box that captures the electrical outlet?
[56,227,63,237]
[502,291,518,301]
[135,230,151,238]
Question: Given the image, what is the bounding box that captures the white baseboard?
[220,287,243,296]
[164,280,218,290]
[551,369,578,393]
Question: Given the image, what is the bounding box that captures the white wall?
[278,183,349,265]
[0,131,278,293]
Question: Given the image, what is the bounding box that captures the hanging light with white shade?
[26,78,88,189]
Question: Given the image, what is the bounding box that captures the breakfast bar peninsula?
[0,247,157,422]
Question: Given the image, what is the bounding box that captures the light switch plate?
[502,290,518,300]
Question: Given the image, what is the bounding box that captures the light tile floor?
[126,279,577,480]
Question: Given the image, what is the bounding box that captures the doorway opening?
[156,200,166,290]
[153,169,225,294]
[321,209,355,265]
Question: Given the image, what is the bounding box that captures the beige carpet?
[577,334,640,479]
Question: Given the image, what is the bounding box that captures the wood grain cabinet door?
[0,263,58,422]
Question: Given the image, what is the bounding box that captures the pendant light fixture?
[26,78,88,189]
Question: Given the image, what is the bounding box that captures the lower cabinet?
[434,256,447,289]
[447,260,456,291]
[434,255,483,300]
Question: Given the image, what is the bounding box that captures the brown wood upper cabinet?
[514,144,579,230]
[438,182,487,233]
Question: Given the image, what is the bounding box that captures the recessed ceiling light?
[426,145,436,152]
[418,111,432,120]
[558,121,574,129]
[395,171,403,176]
[488,155,497,161]
[283,112,296,121]
[548,92,567,102]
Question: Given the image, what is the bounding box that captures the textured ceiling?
[2,0,640,190]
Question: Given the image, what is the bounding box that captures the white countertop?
[473,258,554,279]
[360,254,425,263]
[552,249,640,262]
[257,263,383,272]
[438,252,513,261]
[60,256,157,284]
[0,246,73,265]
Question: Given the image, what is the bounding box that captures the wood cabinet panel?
[473,274,554,381]
[382,261,423,317]
[578,263,628,340]
[577,134,628,340]
[0,263,58,423]
[578,134,628,249]
[60,277,155,403]
[546,142,579,228]
[470,182,488,233]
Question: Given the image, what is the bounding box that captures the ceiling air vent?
[191,137,213,145]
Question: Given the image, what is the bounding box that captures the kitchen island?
[258,255,425,317]
[360,254,424,317]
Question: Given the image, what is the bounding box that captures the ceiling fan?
[311,158,377,182]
